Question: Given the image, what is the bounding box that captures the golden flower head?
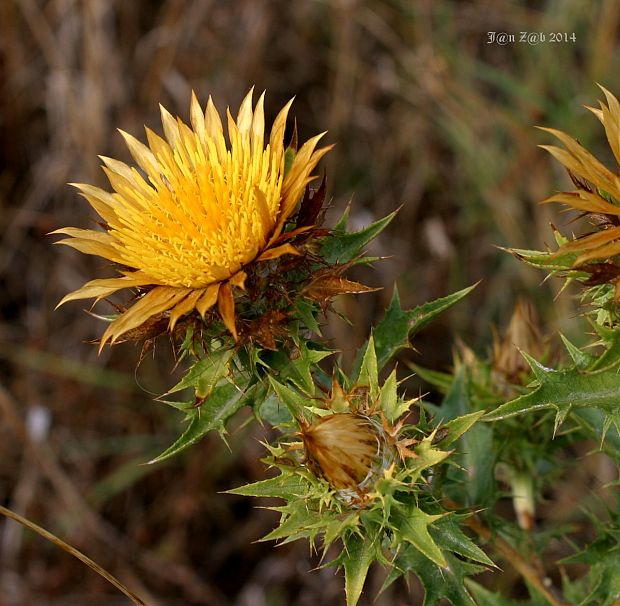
[54,88,332,347]
[541,86,620,286]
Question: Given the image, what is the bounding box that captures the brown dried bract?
[492,298,547,387]
[581,262,620,285]
[240,310,288,350]
[296,174,327,230]
[303,262,380,311]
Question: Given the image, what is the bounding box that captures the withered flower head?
[54,89,332,347]
[492,299,547,388]
[541,86,620,296]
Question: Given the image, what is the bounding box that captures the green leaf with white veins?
[484,353,620,444]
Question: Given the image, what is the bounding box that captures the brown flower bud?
[300,413,384,491]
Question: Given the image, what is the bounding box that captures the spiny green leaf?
[261,343,333,395]
[390,503,446,567]
[437,368,495,506]
[506,245,582,272]
[149,382,248,463]
[384,547,480,606]
[432,517,495,568]
[227,473,308,499]
[261,504,328,544]
[292,341,334,394]
[437,367,470,421]
[320,209,397,264]
[438,411,485,447]
[355,284,477,374]
[333,203,351,232]
[157,398,194,412]
[483,360,620,424]
[295,298,322,335]
[356,335,379,397]
[269,378,307,419]
[165,348,234,398]
[341,530,381,606]
[560,333,594,370]
[402,441,451,482]
[378,369,407,422]
[463,423,495,506]
[590,323,620,372]
[322,514,360,552]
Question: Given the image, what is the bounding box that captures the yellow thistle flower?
[54,89,332,346]
[541,86,620,270]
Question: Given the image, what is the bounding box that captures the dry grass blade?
[0,505,149,606]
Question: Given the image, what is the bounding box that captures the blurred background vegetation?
[1,0,619,604]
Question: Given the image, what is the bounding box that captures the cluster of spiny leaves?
[405,88,620,605]
[232,336,491,606]
[155,221,482,604]
[504,87,620,441]
[411,295,620,605]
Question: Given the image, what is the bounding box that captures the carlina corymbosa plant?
[39,86,620,604]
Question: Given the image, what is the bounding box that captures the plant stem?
[0,504,148,606]
[463,514,571,606]
[442,496,570,606]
